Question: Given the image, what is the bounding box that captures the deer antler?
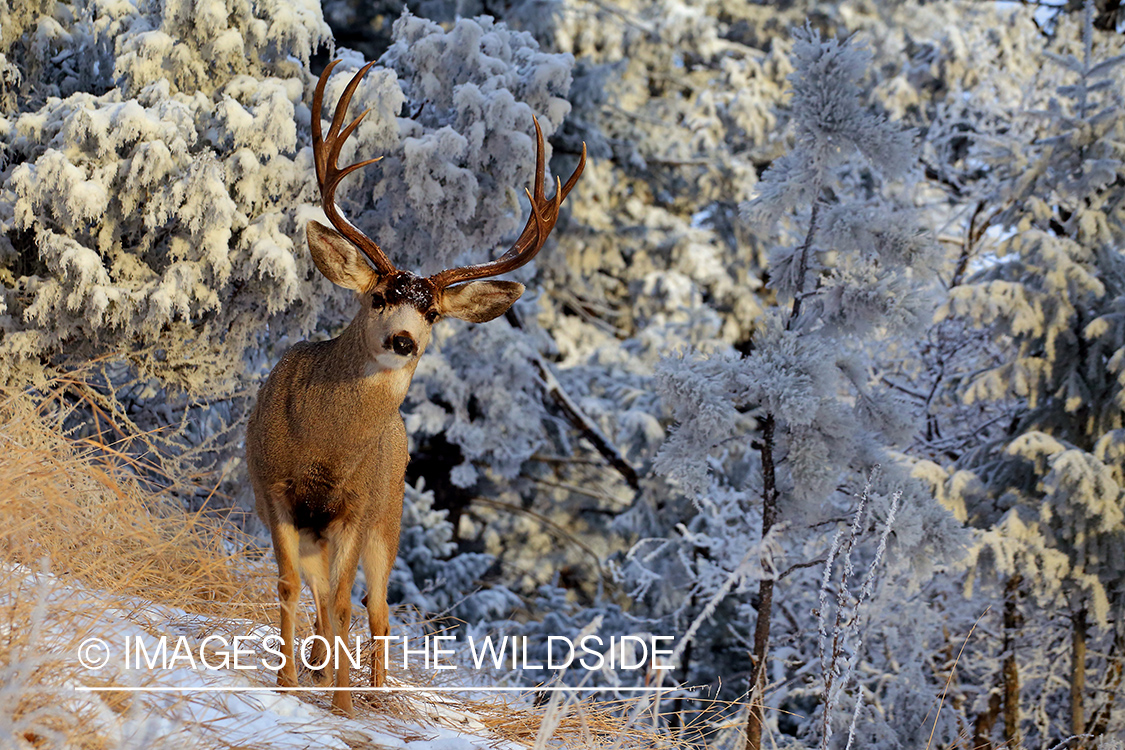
[429,118,587,290]
[312,60,397,276]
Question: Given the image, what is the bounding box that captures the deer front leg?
[328,530,363,716]
[362,526,398,688]
[269,519,302,689]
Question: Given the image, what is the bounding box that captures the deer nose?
[390,333,416,357]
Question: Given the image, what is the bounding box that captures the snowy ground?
[3,565,530,750]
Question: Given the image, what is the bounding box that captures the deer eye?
[425,310,439,324]
[371,293,386,312]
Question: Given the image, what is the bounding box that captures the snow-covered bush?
[390,481,520,623]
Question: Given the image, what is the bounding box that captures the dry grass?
[0,386,273,620]
[0,382,694,750]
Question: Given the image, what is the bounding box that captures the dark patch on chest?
[384,272,436,313]
[290,462,347,537]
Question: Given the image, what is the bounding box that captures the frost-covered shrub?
[389,481,519,623]
[365,12,580,486]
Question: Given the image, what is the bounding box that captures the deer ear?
[307,220,379,291]
[440,280,524,323]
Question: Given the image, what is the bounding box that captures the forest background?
[1,0,1124,747]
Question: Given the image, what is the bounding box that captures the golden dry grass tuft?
[0,383,695,750]
[0,384,274,620]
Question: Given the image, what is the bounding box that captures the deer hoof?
[331,694,355,717]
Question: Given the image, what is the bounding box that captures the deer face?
[307,221,524,371]
[362,272,437,370]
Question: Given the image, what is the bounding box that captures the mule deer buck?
[245,60,585,715]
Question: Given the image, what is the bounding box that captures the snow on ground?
[2,564,523,750]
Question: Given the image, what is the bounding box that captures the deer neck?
[325,316,418,417]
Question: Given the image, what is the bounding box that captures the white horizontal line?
[74,686,669,693]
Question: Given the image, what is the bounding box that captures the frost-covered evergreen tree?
[935,3,1125,744]
[1,0,330,389]
[644,27,963,748]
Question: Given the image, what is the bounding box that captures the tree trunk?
[1002,574,1022,747]
[1071,605,1087,738]
[746,414,778,750]
[970,690,1001,750]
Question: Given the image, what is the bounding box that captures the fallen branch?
[530,351,640,490]
[506,309,640,489]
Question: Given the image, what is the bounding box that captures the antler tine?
[430,118,587,290]
[532,116,547,204]
[311,60,396,276]
[559,140,587,201]
[311,59,337,185]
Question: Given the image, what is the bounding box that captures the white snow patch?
[1,563,519,750]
